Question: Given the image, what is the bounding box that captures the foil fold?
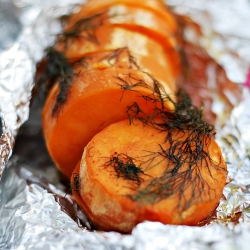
[0,165,26,249]
[168,0,250,84]
[2,159,250,250]
[215,89,250,226]
[0,0,84,178]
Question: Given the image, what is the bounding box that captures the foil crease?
[0,165,26,249]
[215,89,250,225]
[1,0,250,249]
[168,0,250,84]
[2,159,250,250]
[0,0,84,177]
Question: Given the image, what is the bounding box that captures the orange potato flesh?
[72,119,227,233]
[64,4,177,46]
[67,0,177,35]
[43,66,175,179]
[56,25,179,89]
[69,48,176,92]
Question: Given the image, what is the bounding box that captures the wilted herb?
[57,10,122,49]
[38,12,113,115]
[100,47,140,69]
[36,47,74,116]
[112,73,226,210]
[38,47,140,117]
[104,153,145,186]
[57,11,106,46]
[71,173,81,193]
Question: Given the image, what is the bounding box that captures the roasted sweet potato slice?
[43,66,175,178]
[72,119,227,233]
[57,24,179,88]
[66,0,177,35]
[64,3,177,45]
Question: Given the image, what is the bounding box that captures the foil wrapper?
[168,0,250,84]
[1,0,250,249]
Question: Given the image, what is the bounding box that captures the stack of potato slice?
[42,0,227,233]
[43,0,179,178]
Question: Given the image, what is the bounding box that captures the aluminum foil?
[0,0,86,178]
[1,0,250,249]
[168,0,250,84]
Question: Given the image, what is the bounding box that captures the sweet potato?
[71,119,227,233]
[41,0,227,232]
[63,2,178,47]
[56,0,180,80]
[66,0,177,34]
[43,65,175,178]
[56,24,179,90]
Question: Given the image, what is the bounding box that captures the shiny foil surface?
[1,0,250,249]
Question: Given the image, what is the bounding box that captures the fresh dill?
[57,10,120,49]
[71,173,81,193]
[38,47,140,117]
[110,74,226,211]
[57,11,108,47]
[104,153,145,186]
[36,47,74,116]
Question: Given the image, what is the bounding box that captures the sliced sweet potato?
[69,48,176,92]
[43,66,175,178]
[66,0,177,35]
[71,119,227,233]
[56,24,179,89]
[64,3,177,45]
[41,0,228,233]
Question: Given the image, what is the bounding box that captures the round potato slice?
[43,66,175,178]
[72,119,227,233]
[56,24,179,89]
[66,0,177,35]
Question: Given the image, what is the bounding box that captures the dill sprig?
[57,11,114,48]
[100,47,140,69]
[36,47,74,116]
[38,47,140,117]
[104,153,145,186]
[111,74,226,211]
[71,173,81,193]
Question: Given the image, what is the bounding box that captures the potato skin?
[72,120,227,233]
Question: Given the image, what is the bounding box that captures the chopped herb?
[111,74,226,210]
[36,47,74,116]
[100,47,140,69]
[104,153,145,186]
[38,47,140,116]
[57,10,119,48]
[71,173,81,192]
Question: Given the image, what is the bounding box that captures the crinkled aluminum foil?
[0,0,84,178]
[1,0,250,249]
[168,0,250,84]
